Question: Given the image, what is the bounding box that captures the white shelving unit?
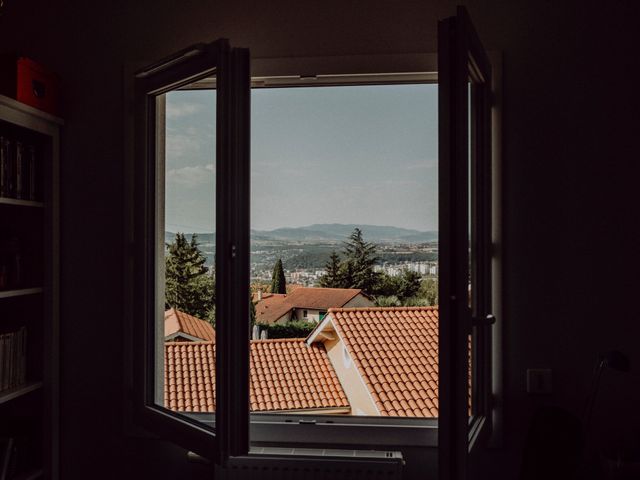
[0,93,60,480]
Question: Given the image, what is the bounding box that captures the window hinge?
[472,314,496,327]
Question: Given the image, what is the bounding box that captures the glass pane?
[468,78,485,420]
[157,83,217,427]
[250,83,439,419]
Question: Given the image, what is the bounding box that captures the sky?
[164,83,438,233]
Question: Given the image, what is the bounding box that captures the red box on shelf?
[0,56,60,116]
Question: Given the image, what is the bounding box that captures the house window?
[132,7,499,468]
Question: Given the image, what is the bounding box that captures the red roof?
[255,287,367,324]
[164,339,349,413]
[310,307,440,417]
[163,306,445,418]
[253,293,288,324]
[165,308,215,342]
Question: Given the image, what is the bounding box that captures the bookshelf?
[0,94,59,480]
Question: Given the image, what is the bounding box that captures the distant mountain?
[167,225,437,245]
[258,224,438,243]
[164,232,215,245]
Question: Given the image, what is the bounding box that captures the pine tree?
[165,233,215,319]
[396,269,422,300]
[270,258,287,294]
[341,228,380,295]
[318,251,344,288]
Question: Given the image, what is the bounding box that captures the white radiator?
[214,447,404,480]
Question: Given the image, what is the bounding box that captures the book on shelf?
[0,134,40,202]
[0,136,11,198]
[0,236,23,291]
[0,327,27,394]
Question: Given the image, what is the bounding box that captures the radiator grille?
[215,449,404,480]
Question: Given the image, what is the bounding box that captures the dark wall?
[1,1,639,478]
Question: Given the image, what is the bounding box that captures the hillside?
[166,224,437,245]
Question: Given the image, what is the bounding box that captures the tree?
[418,277,438,306]
[318,251,344,288]
[165,233,215,319]
[375,295,401,307]
[270,258,287,294]
[396,269,422,300]
[373,272,399,297]
[341,228,380,295]
[249,291,256,327]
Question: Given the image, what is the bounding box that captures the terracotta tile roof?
[164,339,349,413]
[255,287,367,324]
[164,308,215,342]
[314,307,440,417]
[253,293,288,324]
[250,339,349,412]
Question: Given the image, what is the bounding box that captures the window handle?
[472,314,496,327]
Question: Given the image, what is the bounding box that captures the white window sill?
[185,412,438,448]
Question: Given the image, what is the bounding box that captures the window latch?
[472,314,496,327]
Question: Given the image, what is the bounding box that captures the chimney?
[257,289,263,301]
[252,324,260,340]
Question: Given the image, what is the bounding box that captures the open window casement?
[438,7,494,480]
[133,39,251,461]
[132,7,497,476]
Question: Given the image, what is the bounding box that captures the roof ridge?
[328,306,438,312]
[165,341,214,346]
[250,337,307,343]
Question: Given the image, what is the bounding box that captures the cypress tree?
[270,258,287,294]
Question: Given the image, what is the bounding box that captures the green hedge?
[259,320,316,339]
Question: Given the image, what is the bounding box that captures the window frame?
[129,38,502,465]
[132,39,251,460]
[438,7,497,480]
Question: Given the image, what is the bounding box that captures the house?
[164,306,439,417]
[4,2,638,479]
[307,307,439,417]
[164,308,215,342]
[254,287,374,324]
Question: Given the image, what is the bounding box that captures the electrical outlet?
[526,368,553,395]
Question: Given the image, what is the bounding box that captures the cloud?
[166,164,215,187]
[166,102,203,119]
[405,159,437,170]
[165,125,215,163]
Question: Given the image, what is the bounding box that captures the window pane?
[158,85,217,426]
[468,80,474,418]
[250,83,439,419]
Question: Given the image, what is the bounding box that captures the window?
[438,7,497,478]
[131,7,499,475]
[132,40,250,459]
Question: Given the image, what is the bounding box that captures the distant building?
[253,287,374,325]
